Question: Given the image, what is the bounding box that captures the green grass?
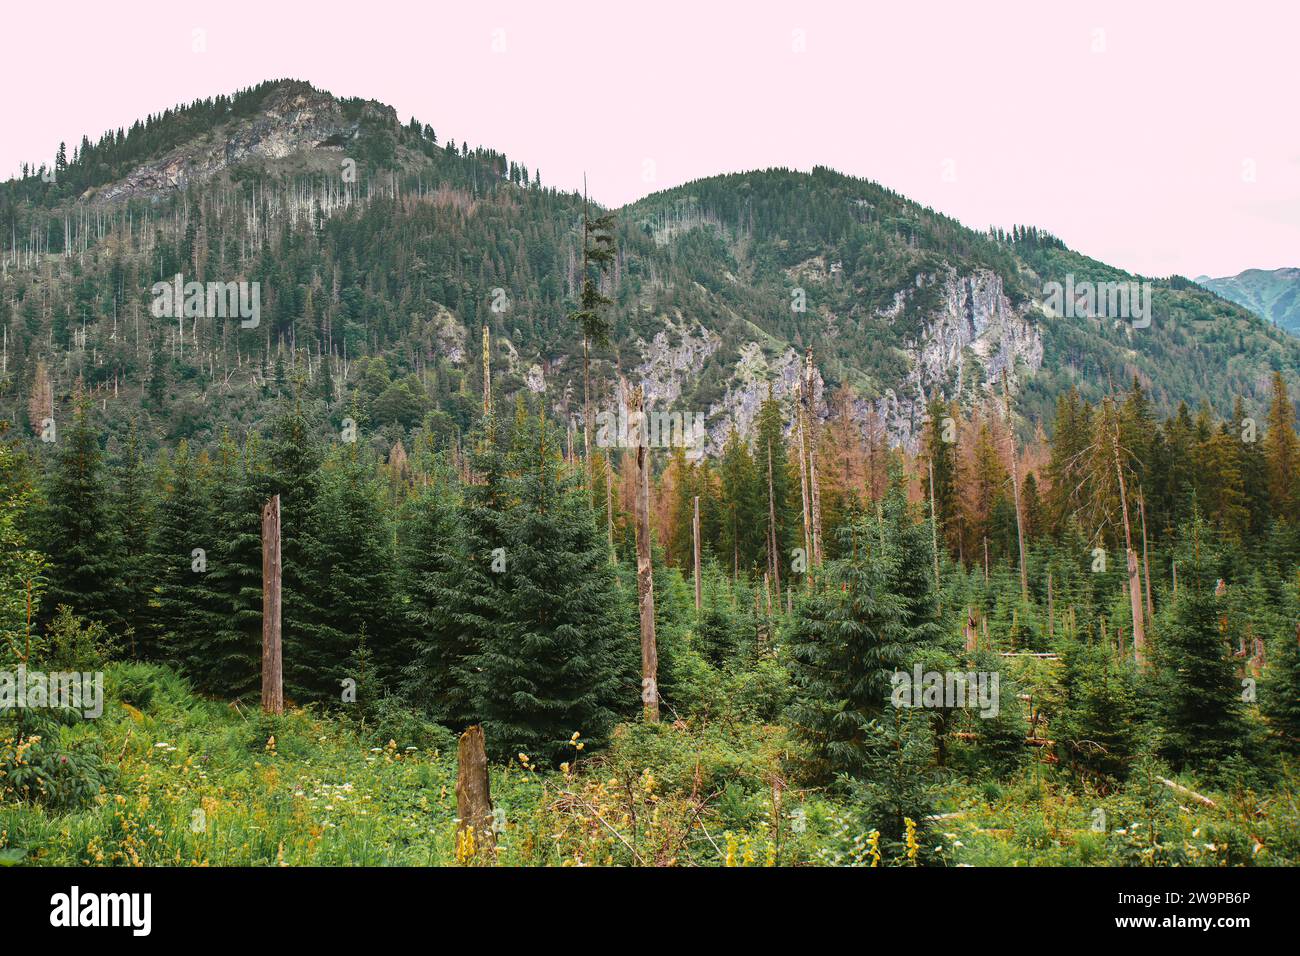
[3,663,1295,867]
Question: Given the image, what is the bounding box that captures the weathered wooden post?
[455,725,495,864]
[261,493,283,715]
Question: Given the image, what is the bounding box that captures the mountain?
[3,79,1298,457]
[1195,268,1300,336]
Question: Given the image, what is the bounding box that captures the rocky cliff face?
[634,316,721,408]
[627,267,1042,456]
[90,86,395,203]
[879,268,1043,450]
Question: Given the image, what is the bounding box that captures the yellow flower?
[903,818,919,865]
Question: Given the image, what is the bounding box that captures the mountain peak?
[84,80,399,203]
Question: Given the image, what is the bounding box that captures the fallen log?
[1158,776,1217,810]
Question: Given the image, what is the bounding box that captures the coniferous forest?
[1,73,1299,892]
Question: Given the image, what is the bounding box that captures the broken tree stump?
[261,494,283,715]
[455,725,496,864]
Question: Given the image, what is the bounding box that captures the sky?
[2,0,1296,279]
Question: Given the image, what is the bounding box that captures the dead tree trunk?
[481,324,492,416]
[928,457,941,590]
[766,442,782,605]
[795,379,813,583]
[605,454,615,559]
[455,725,495,863]
[630,386,659,722]
[261,494,283,715]
[693,494,702,613]
[1110,411,1146,663]
[1003,371,1029,605]
[1139,490,1155,623]
[804,348,823,567]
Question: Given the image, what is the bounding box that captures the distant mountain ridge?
[1195,268,1300,336]
[3,79,1299,457]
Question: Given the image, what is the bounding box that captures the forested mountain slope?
[2,79,1297,459]
[1197,267,1300,337]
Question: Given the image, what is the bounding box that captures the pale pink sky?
[3,0,1296,278]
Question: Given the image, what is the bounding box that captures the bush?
[360,697,458,754]
[104,663,192,712]
[0,708,115,811]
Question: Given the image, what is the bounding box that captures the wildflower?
[904,818,919,864]
[867,829,881,868]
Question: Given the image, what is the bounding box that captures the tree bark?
[693,494,702,613]
[804,348,823,567]
[605,453,615,558]
[1139,490,1155,623]
[1003,371,1029,605]
[796,379,813,583]
[261,494,283,715]
[766,442,782,604]
[455,725,496,863]
[631,386,659,722]
[928,457,941,589]
[1110,411,1146,663]
[582,336,591,467]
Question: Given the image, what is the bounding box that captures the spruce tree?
[1154,513,1249,768]
[400,470,477,729]
[112,421,155,657]
[1263,371,1299,523]
[786,513,923,784]
[151,441,219,679]
[469,410,627,764]
[1261,581,1300,749]
[265,395,328,702]
[717,426,761,576]
[1055,637,1145,781]
[202,431,264,699]
[41,394,120,632]
[310,445,399,697]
